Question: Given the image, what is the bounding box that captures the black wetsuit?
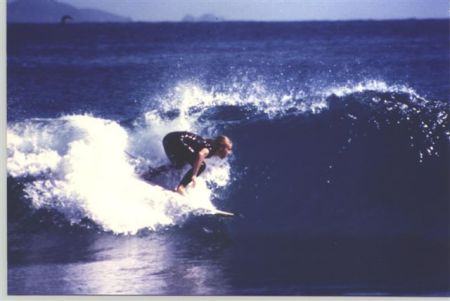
[163,131,216,187]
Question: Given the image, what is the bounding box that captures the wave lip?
[323,80,424,100]
[323,80,448,161]
[142,81,328,130]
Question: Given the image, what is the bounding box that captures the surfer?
[148,131,233,195]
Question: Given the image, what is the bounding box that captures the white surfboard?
[206,209,235,217]
[138,177,235,218]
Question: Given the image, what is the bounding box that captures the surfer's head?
[214,135,233,159]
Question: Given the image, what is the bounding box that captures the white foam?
[7,114,230,234]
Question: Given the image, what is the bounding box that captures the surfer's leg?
[178,162,206,187]
[142,164,173,179]
[163,134,191,167]
[141,135,184,180]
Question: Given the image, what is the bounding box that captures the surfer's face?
[217,143,232,159]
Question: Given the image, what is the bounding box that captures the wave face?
[7,79,448,236]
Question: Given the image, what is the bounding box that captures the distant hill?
[7,0,132,23]
[182,14,225,22]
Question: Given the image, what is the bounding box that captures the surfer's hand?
[191,176,197,187]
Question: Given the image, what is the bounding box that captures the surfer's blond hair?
[215,135,232,149]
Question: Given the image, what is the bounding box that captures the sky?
[56,0,449,22]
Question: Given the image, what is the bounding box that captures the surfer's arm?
[190,148,209,186]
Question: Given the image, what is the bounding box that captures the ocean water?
[6,20,449,296]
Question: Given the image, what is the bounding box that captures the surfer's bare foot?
[175,185,186,196]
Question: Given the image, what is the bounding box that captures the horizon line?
[7,17,450,24]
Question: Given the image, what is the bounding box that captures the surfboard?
[137,176,236,218]
[206,209,235,218]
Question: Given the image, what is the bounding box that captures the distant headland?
[7,0,132,23]
[182,14,225,22]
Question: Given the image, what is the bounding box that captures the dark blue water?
[7,20,450,296]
